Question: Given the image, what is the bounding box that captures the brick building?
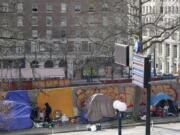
[0,0,128,80]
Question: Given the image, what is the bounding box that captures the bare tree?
[127,0,180,51]
[126,0,180,117]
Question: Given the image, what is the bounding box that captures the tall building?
[0,0,128,80]
[142,0,180,75]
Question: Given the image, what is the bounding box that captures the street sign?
[114,43,129,66]
[132,54,150,88]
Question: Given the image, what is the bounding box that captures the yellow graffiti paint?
[37,87,74,117]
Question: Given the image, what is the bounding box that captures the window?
[82,41,88,51]
[61,30,66,38]
[89,5,94,12]
[173,63,177,73]
[2,30,11,37]
[54,42,59,50]
[75,4,81,12]
[31,41,39,53]
[160,6,163,13]
[159,43,162,54]
[46,16,53,26]
[2,19,8,27]
[88,43,94,52]
[166,61,169,73]
[39,42,46,52]
[159,61,162,70]
[60,16,67,26]
[172,6,174,14]
[46,30,52,39]
[74,42,81,51]
[168,6,171,14]
[17,3,23,13]
[153,6,155,13]
[44,60,54,68]
[75,29,81,38]
[32,3,38,12]
[149,6,152,13]
[46,3,53,12]
[88,15,95,25]
[32,30,38,39]
[173,45,177,58]
[59,60,67,67]
[16,46,24,54]
[176,6,178,14]
[17,32,23,39]
[143,29,148,36]
[2,3,8,12]
[68,42,74,52]
[17,16,23,26]
[32,16,38,26]
[171,33,177,40]
[74,16,80,26]
[166,44,170,57]
[61,3,67,13]
[142,6,145,13]
[146,6,148,13]
[30,60,39,68]
[103,16,108,26]
[164,6,167,14]
[102,3,108,11]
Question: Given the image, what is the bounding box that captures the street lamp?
[113,100,127,135]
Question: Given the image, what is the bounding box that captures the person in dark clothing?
[44,103,52,122]
[30,105,39,121]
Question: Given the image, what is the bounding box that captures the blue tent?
[0,90,33,130]
[151,93,173,105]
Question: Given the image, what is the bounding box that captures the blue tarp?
[151,92,173,105]
[0,90,33,130]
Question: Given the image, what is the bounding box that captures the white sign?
[132,54,150,88]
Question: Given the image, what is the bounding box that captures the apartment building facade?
[0,0,127,80]
[142,0,180,75]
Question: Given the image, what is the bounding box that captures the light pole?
[113,100,127,135]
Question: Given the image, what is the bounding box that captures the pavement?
[1,116,180,135]
[52,122,180,135]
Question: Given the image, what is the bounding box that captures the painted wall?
[37,87,74,117]
[1,80,179,118]
[73,80,180,115]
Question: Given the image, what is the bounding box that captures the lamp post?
[113,100,127,135]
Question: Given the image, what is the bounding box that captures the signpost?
[132,54,150,88]
[132,54,151,135]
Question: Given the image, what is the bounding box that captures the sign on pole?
[132,54,150,88]
[114,43,129,66]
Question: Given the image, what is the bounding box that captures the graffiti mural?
[151,84,177,101]
[75,83,178,109]
[75,86,136,109]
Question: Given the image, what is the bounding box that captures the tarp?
[83,94,116,122]
[151,93,173,105]
[0,90,33,130]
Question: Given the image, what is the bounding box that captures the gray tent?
[83,94,116,122]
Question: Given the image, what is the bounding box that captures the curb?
[1,117,180,135]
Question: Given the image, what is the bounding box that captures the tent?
[151,93,178,114]
[151,93,173,105]
[82,94,116,122]
[0,90,33,130]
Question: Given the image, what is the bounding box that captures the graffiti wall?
[73,81,180,113]
[37,87,74,117]
[5,80,177,118]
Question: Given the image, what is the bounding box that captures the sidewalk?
[1,117,180,135]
